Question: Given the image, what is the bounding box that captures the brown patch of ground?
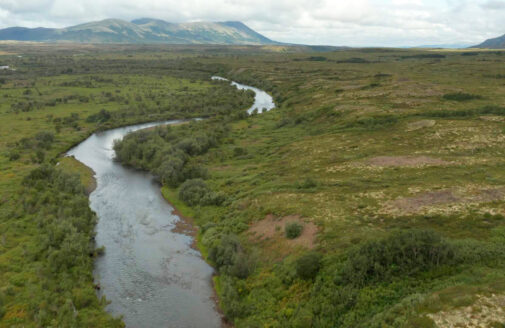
[366,155,448,167]
[471,188,505,203]
[390,190,459,213]
[407,119,436,131]
[386,188,505,214]
[428,294,505,328]
[248,214,318,250]
[480,115,505,122]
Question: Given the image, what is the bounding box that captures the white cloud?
[0,0,504,46]
[480,0,505,9]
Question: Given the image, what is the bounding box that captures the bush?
[0,290,4,319]
[178,178,224,206]
[220,276,248,319]
[285,222,304,239]
[341,229,455,286]
[443,92,483,101]
[8,150,20,161]
[86,109,111,123]
[35,131,54,149]
[295,252,322,280]
[209,234,255,278]
[296,177,317,189]
[233,147,247,157]
[158,157,185,187]
[338,57,369,64]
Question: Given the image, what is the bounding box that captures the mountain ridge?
[472,33,505,49]
[0,18,278,45]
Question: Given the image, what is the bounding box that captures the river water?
[66,79,274,328]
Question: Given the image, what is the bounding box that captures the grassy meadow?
[116,48,505,327]
[1,43,505,327]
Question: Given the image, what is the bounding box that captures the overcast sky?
[0,0,504,47]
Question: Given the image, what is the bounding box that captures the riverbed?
[66,79,274,327]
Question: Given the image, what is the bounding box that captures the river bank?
[64,78,275,327]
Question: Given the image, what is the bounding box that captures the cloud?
[481,0,505,9]
[0,0,504,46]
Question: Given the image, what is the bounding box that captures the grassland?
[115,48,505,327]
[2,44,505,327]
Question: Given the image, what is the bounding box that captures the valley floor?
[1,44,505,327]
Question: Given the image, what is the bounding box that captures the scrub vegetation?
[114,47,505,327]
[0,44,253,327]
[2,43,505,327]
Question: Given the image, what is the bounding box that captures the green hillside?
[0,18,278,45]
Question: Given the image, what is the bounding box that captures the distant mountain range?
[412,43,472,49]
[0,18,278,45]
[472,33,505,49]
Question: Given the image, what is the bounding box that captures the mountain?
[411,43,472,49]
[472,33,505,49]
[0,18,278,45]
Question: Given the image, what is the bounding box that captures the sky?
[0,0,504,47]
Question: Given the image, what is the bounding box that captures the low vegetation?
[2,43,505,327]
[285,222,304,239]
[113,46,505,327]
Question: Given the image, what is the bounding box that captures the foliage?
[443,92,483,101]
[339,230,455,286]
[86,108,111,123]
[295,252,322,280]
[3,44,505,328]
[179,178,225,206]
[285,222,304,239]
[208,234,255,279]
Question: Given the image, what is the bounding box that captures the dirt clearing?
[366,156,448,167]
[428,294,505,328]
[407,119,436,131]
[248,214,318,249]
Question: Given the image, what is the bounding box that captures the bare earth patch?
[429,294,505,328]
[480,115,505,122]
[389,190,459,213]
[366,156,448,167]
[248,214,318,249]
[407,119,436,131]
[385,188,505,214]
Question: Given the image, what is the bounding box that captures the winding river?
[66,78,274,328]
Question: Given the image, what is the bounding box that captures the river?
[66,78,274,328]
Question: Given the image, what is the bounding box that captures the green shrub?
[86,109,111,123]
[35,149,45,163]
[158,157,185,187]
[220,276,248,319]
[178,178,224,206]
[296,177,317,189]
[338,57,369,64]
[285,222,304,239]
[443,92,483,101]
[0,290,4,319]
[340,229,455,286]
[307,56,327,61]
[35,131,54,149]
[8,150,20,161]
[233,147,247,157]
[209,234,255,278]
[295,252,322,280]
